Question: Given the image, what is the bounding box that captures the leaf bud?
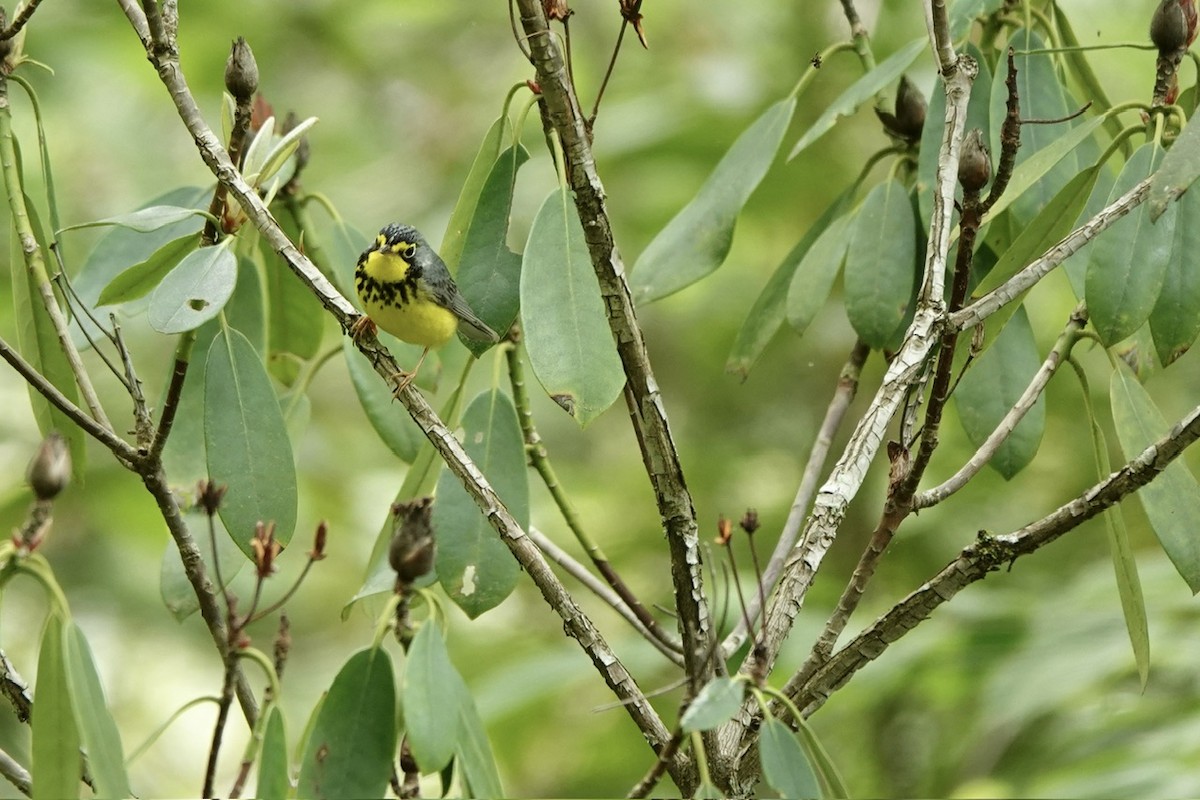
[958,128,991,193]
[893,75,927,140]
[543,0,570,21]
[739,509,760,535]
[196,479,228,516]
[715,515,733,545]
[26,433,70,501]
[1151,0,1198,54]
[225,37,259,102]
[389,498,436,588]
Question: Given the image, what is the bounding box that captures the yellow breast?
[356,251,459,348]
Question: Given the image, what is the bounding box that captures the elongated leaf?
[33,614,80,800]
[989,30,1096,226]
[843,179,917,348]
[205,327,298,556]
[11,213,86,480]
[971,167,1098,352]
[680,677,744,733]
[1063,166,1117,297]
[297,648,397,799]
[1149,106,1200,220]
[760,717,820,799]
[442,116,511,272]
[1110,365,1200,593]
[981,116,1104,228]
[254,115,319,188]
[257,706,290,800]
[457,145,529,354]
[264,215,325,382]
[97,231,201,306]
[1086,143,1175,346]
[148,239,237,334]
[796,717,849,799]
[786,212,853,335]
[62,622,131,799]
[404,621,463,772]
[521,188,625,425]
[59,204,209,234]
[953,308,1044,478]
[631,97,796,302]
[435,389,528,617]
[343,337,423,462]
[1080,387,1150,689]
[1150,184,1200,365]
[789,38,926,160]
[727,190,854,378]
[454,670,503,799]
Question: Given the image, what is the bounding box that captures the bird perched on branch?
[351,223,498,391]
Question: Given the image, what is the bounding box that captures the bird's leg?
[390,347,431,398]
[349,314,377,340]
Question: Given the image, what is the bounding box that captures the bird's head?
[372,223,427,263]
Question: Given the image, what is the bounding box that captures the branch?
[915,305,1088,509]
[117,6,680,769]
[925,0,956,75]
[949,178,1152,332]
[717,54,978,771]
[511,0,711,691]
[786,400,1200,719]
[0,747,30,797]
[0,0,45,41]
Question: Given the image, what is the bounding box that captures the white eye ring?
[403,243,417,259]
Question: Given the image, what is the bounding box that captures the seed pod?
[1151,0,1197,53]
[225,37,259,102]
[893,75,928,140]
[26,433,70,501]
[958,128,992,193]
[389,498,436,588]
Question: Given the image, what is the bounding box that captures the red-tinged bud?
[958,128,992,193]
[1152,0,1198,53]
[715,515,733,545]
[543,0,570,21]
[310,521,327,561]
[251,520,281,578]
[739,509,760,535]
[196,479,228,516]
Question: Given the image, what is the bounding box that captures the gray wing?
[445,290,499,342]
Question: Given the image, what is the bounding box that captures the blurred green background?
[0,0,1198,796]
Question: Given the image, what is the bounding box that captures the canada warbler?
[351,223,498,390]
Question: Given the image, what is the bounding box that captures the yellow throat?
[355,248,459,349]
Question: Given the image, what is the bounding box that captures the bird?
[351,223,499,392]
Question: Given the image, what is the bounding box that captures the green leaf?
[1079,379,1150,689]
[786,212,853,335]
[10,209,86,481]
[441,116,511,272]
[267,212,327,375]
[435,389,528,617]
[205,327,298,556]
[321,217,368,299]
[760,717,820,799]
[257,706,291,800]
[33,614,80,800]
[988,30,1097,226]
[1150,183,1200,366]
[796,717,849,799]
[454,672,503,799]
[1149,107,1200,220]
[254,116,319,189]
[631,97,797,302]
[1063,165,1117,297]
[404,621,464,772]
[680,677,744,733]
[521,188,625,425]
[980,116,1104,228]
[343,336,423,462]
[949,0,1005,40]
[843,179,917,348]
[789,38,926,160]
[96,231,201,306]
[297,647,397,800]
[1110,365,1200,593]
[59,204,210,234]
[148,238,238,334]
[62,621,131,799]
[1086,143,1175,346]
[727,190,853,378]
[971,167,1098,352]
[457,144,529,355]
[953,308,1045,478]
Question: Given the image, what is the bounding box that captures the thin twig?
[589,19,627,125]
[0,651,31,723]
[148,331,196,461]
[0,747,30,797]
[0,0,44,41]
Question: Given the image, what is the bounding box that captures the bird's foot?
[349,314,377,340]
[389,369,417,399]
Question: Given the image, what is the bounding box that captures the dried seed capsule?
[958,128,992,193]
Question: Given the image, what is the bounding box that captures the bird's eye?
[403,242,417,259]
